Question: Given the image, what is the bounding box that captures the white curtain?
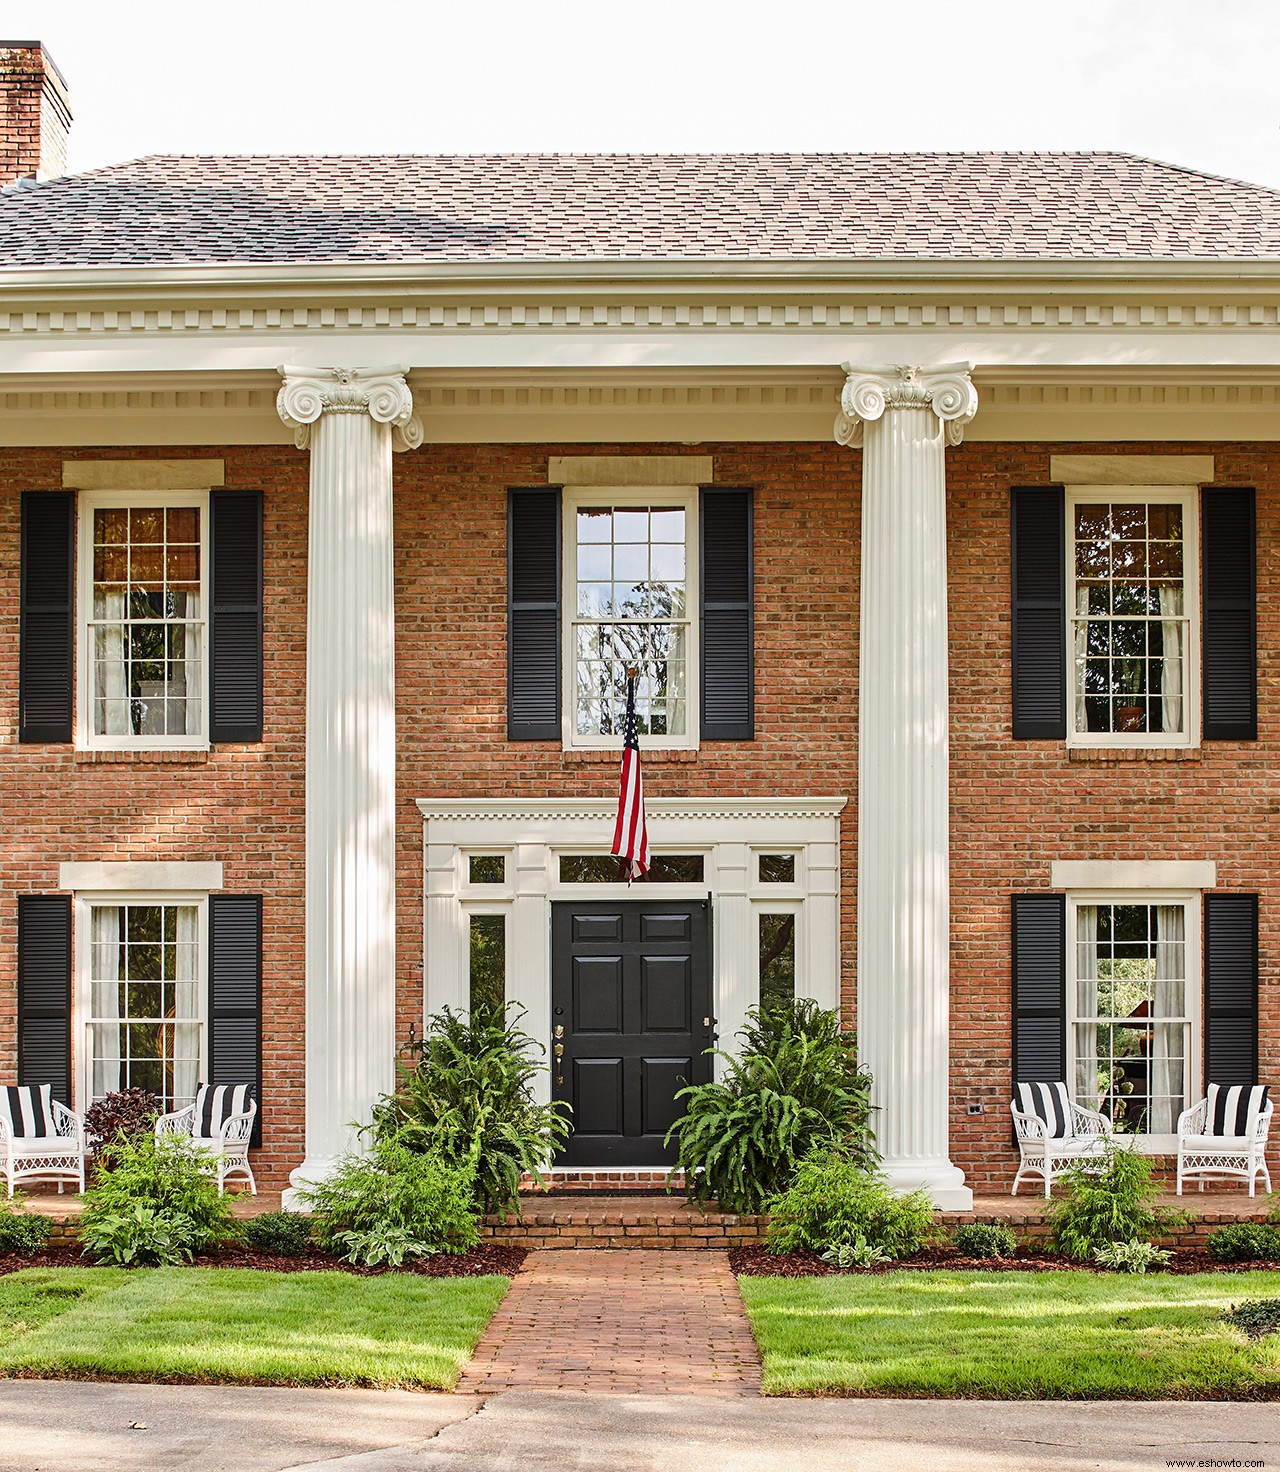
[180,594,203,738]
[1075,906,1099,1109]
[94,592,131,736]
[1159,586,1184,735]
[90,905,122,1097]
[1074,586,1090,734]
[1151,905,1185,1135]
[174,906,201,1108]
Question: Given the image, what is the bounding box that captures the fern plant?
[667,1000,875,1214]
[373,1005,570,1216]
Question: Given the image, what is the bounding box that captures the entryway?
[551,900,713,1167]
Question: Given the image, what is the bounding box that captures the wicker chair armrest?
[49,1100,84,1142]
[1070,1104,1113,1136]
[1255,1102,1275,1142]
[155,1105,196,1137]
[1009,1105,1047,1141]
[1177,1098,1210,1139]
[0,1116,10,1145]
[217,1107,256,1146]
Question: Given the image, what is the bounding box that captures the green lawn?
[738,1271,1280,1398]
[0,1267,509,1389]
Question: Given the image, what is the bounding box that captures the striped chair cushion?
[0,1084,56,1139]
[1015,1081,1073,1139]
[193,1084,255,1137]
[1205,1083,1270,1137]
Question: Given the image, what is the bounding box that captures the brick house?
[2,40,1276,1207]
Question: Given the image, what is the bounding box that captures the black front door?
[551,900,713,1167]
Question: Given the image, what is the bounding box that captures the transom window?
[86,901,203,1112]
[1069,898,1196,1138]
[80,493,208,747]
[1068,488,1196,745]
[564,490,696,747]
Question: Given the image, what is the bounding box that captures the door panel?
[552,899,712,1166]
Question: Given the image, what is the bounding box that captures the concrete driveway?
[3,1382,1280,1472]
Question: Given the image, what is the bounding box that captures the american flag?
[610,671,650,882]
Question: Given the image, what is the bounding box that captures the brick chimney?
[0,41,72,187]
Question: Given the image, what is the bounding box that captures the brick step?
[483,1193,767,1249]
[517,1169,683,1195]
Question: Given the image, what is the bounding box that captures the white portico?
[836,364,978,1209]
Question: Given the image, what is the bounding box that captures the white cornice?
[417,796,848,822]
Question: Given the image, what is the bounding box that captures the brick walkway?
[460,1248,761,1396]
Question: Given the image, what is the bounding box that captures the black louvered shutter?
[1203,893,1258,1086]
[1012,894,1066,1085]
[700,488,754,740]
[210,490,264,743]
[1202,488,1257,741]
[19,491,75,743]
[208,895,263,1147]
[1011,487,1066,739]
[17,895,73,1105]
[508,488,561,740]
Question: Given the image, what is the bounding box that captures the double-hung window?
[564,489,697,748]
[79,491,209,748]
[1068,894,1199,1145]
[1067,487,1197,746]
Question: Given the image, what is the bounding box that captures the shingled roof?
[2,152,1279,269]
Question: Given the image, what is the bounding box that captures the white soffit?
[1050,454,1214,485]
[1050,860,1217,891]
[62,458,226,490]
[59,861,224,891]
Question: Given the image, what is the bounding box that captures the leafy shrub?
[1205,1222,1280,1263]
[1093,1239,1173,1274]
[670,1001,876,1214]
[765,1151,933,1259]
[0,1200,53,1256]
[244,1210,313,1255]
[79,1132,237,1266]
[84,1088,160,1171]
[331,1225,438,1267]
[302,1140,479,1261]
[1221,1299,1280,1340]
[373,1006,570,1216]
[1047,1142,1183,1260]
[953,1222,1018,1260]
[821,1237,891,1269]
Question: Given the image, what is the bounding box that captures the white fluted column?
[835,363,976,1209]
[276,366,423,1206]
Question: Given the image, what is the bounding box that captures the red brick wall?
[1,439,1275,1191]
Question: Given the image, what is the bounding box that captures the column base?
[879,1157,973,1212]
[281,1155,344,1213]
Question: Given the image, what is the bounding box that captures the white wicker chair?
[1010,1082,1114,1198]
[1176,1086,1273,1198]
[0,1084,86,1197]
[155,1084,257,1195]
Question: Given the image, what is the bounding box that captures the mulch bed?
[729,1244,1280,1277]
[0,1243,527,1278]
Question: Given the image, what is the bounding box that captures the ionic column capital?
[833,362,978,449]
[276,365,424,451]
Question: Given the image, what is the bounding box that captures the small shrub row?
[0,1201,54,1256]
[1206,1222,1280,1262]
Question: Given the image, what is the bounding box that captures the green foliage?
[1047,1142,1183,1260]
[1092,1239,1173,1274]
[765,1151,934,1259]
[669,1000,876,1214]
[820,1237,891,1269]
[302,1140,479,1259]
[1205,1223,1280,1263]
[79,1133,237,1266]
[1221,1299,1280,1340]
[0,1201,53,1257]
[373,1006,570,1216]
[243,1211,312,1256]
[953,1221,1018,1259]
[331,1225,438,1267]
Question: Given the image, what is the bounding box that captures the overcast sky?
[7,0,1280,189]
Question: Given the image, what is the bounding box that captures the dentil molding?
[417,796,848,823]
[834,362,979,448]
[276,365,424,450]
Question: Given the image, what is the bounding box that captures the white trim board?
[1050,860,1217,890]
[62,459,226,490]
[1051,455,1214,485]
[59,861,224,892]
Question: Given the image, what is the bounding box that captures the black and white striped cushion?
[192,1084,255,1137]
[1015,1081,1073,1139]
[1206,1083,1269,1137]
[0,1084,55,1139]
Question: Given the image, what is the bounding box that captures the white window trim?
[561,484,699,751]
[1064,484,1199,750]
[73,890,209,1113]
[1065,887,1202,1155]
[76,487,211,752]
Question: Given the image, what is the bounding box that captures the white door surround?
[417,797,845,1103]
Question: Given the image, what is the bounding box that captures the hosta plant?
[820,1236,892,1270]
[1092,1239,1173,1274]
[332,1224,439,1267]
